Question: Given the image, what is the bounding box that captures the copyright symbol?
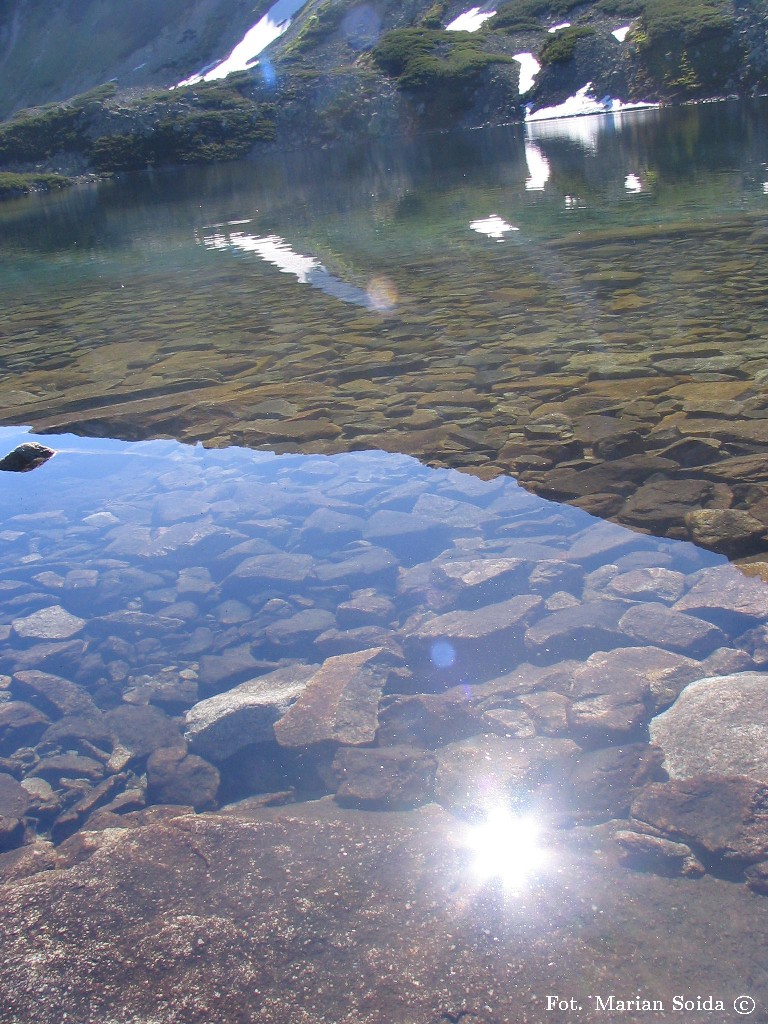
[735,995,756,1015]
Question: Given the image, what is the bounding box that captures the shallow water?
[2,100,768,1022]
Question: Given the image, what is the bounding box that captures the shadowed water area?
[2,100,768,1023]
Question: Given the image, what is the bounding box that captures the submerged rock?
[631,776,768,864]
[332,745,436,809]
[146,747,220,810]
[11,606,86,642]
[649,672,768,783]
[185,665,317,761]
[274,648,391,749]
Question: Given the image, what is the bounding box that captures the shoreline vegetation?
[0,0,765,194]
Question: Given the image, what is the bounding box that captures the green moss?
[539,25,596,63]
[0,171,72,198]
[281,0,346,59]
[635,0,740,93]
[421,1,449,29]
[372,28,504,91]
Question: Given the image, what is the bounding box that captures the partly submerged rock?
[0,442,55,473]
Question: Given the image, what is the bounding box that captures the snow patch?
[446,7,496,31]
[526,82,659,122]
[548,22,571,32]
[512,52,540,95]
[612,25,631,42]
[625,173,643,193]
[176,0,309,87]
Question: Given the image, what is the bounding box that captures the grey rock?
[650,672,768,782]
[12,670,98,718]
[607,568,686,604]
[0,701,49,756]
[524,601,627,661]
[618,603,725,657]
[674,566,768,625]
[105,705,182,762]
[0,773,30,819]
[12,606,86,641]
[185,665,317,761]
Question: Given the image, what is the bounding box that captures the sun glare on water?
[462,807,550,893]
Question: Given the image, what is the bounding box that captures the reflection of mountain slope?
[198,224,393,309]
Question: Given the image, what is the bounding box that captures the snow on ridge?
[176,0,309,87]
[446,7,497,32]
[548,22,571,33]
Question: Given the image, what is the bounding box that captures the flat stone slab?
[274,648,390,748]
[406,595,542,644]
[185,665,317,761]
[650,671,768,782]
[12,606,86,641]
[674,566,768,623]
[631,776,768,863]
[618,602,725,657]
[12,670,98,718]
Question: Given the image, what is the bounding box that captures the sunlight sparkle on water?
[463,808,550,893]
[469,215,519,240]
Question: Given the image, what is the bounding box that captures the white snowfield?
[176,0,309,87]
[526,82,658,122]
[512,52,541,94]
[446,7,497,32]
[612,25,631,42]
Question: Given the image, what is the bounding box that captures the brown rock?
[565,744,665,822]
[631,776,768,863]
[274,648,391,748]
[684,508,766,556]
[619,479,717,530]
[614,829,705,877]
[147,747,220,810]
[332,745,436,809]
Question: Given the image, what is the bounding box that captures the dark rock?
[0,701,49,756]
[614,829,705,877]
[565,744,665,823]
[377,689,483,748]
[619,479,719,530]
[524,601,627,662]
[198,643,262,693]
[30,753,106,785]
[745,860,768,895]
[104,705,182,763]
[185,665,317,761]
[0,773,30,819]
[631,776,768,864]
[12,669,98,718]
[228,552,315,587]
[0,442,55,473]
[0,816,25,852]
[332,745,436,809]
[649,672,768,782]
[403,595,542,679]
[618,603,726,658]
[313,625,400,658]
[40,714,113,756]
[146,747,219,810]
[516,691,571,736]
[274,648,392,748]
[313,545,398,587]
[684,508,766,556]
[51,773,128,842]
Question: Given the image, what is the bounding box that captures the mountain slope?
[0,0,766,180]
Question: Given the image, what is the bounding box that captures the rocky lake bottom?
[1,427,768,1021]
[3,104,768,1021]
